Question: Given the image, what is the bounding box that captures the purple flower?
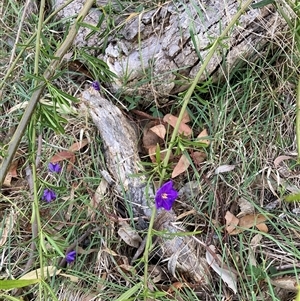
[155,180,178,210]
[48,162,61,173]
[92,81,100,91]
[65,250,76,263]
[42,189,56,203]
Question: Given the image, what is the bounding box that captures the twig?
[0,0,95,187]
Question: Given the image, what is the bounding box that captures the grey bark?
[82,88,209,283]
[53,0,292,104]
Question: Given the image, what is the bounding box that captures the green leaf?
[251,0,274,9]
[43,233,65,257]
[284,193,300,202]
[77,21,100,32]
[115,282,142,301]
[0,279,40,290]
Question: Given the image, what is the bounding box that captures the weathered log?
[53,0,292,104]
[82,88,209,283]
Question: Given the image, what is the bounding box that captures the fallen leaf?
[167,281,184,293]
[237,197,255,217]
[143,122,163,149]
[149,124,166,140]
[3,159,19,186]
[215,165,236,174]
[270,277,298,291]
[118,221,142,248]
[66,153,76,172]
[19,266,61,280]
[163,114,192,136]
[206,245,237,293]
[248,234,263,266]
[171,154,190,178]
[181,110,190,123]
[239,214,267,228]
[225,211,239,234]
[3,174,12,187]
[50,150,75,163]
[148,145,158,163]
[229,214,268,235]
[8,160,19,178]
[255,222,268,233]
[68,138,89,152]
[197,129,210,146]
[191,151,206,165]
[274,155,294,168]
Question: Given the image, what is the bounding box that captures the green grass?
[0,0,300,300]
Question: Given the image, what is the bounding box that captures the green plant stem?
[0,0,95,187]
[160,0,254,182]
[297,77,300,162]
[31,2,45,295]
[142,0,254,295]
[142,205,156,297]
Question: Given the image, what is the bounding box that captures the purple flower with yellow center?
[92,80,100,91]
[155,180,178,210]
[48,162,61,173]
[42,189,56,203]
[65,250,76,263]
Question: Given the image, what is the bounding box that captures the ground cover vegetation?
[0,0,300,300]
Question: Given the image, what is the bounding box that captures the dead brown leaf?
[118,221,142,248]
[50,150,75,163]
[68,138,89,152]
[3,159,19,186]
[229,213,268,235]
[143,122,163,149]
[171,154,190,178]
[197,129,210,145]
[191,151,206,165]
[182,110,191,123]
[167,281,184,293]
[225,211,239,234]
[255,222,268,233]
[270,277,298,291]
[163,113,192,136]
[148,145,158,163]
[149,124,166,140]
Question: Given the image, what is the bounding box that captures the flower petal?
[92,81,100,91]
[155,180,178,211]
[65,250,76,263]
[48,162,61,173]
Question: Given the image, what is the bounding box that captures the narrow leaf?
[0,279,40,290]
[115,282,142,301]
